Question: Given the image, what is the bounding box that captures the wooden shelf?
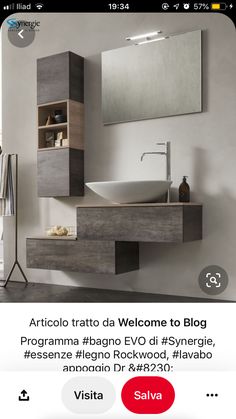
[38,123,67,130]
[38,99,69,108]
[38,146,69,152]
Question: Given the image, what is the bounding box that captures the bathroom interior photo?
[0,12,235,302]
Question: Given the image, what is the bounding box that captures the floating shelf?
[38,146,69,152]
[38,123,67,130]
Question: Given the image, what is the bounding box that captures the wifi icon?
[35,3,44,9]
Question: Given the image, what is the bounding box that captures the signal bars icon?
[3,4,14,9]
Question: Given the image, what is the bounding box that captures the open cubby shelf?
[37,99,84,150]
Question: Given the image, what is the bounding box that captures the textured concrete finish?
[2,13,236,301]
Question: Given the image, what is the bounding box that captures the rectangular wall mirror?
[102,30,202,124]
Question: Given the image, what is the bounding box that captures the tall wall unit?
[37,51,84,197]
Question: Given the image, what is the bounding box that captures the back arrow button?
[18,30,24,39]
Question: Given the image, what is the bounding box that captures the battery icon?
[211,3,227,10]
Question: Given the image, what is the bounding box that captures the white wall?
[2,13,236,300]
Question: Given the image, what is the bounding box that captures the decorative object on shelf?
[179,176,190,202]
[0,154,28,288]
[46,140,55,148]
[54,110,67,124]
[45,114,55,126]
[45,131,55,148]
[62,138,69,147]
[55,138,62,147]
[56,131,63,141]
[46,225,75,237]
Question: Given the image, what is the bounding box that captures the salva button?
[62,377,115,414]
[121,376,175,414]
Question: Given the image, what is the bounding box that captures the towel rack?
[0,154,28,287]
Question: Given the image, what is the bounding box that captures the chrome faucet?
[140,141,171,202]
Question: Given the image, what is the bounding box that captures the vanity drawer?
[76,204,202,243]
[26,238,139,274]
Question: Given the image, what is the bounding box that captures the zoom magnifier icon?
[198,265,228,295]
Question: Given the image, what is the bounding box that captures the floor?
[0,281,229,303]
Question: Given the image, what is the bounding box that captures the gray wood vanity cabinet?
[26,238,139,274]
[76,203,202,243]
[26,203,202,274]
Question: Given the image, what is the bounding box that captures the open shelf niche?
[38,99,84,151]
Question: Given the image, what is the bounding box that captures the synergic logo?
[7,18,40,30]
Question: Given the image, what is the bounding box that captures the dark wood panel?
[76,205,202,243]
[37,148,84,197]
[37,51,84,104]
[115,242,139,274]
[69,148,84,196]
[26,238,139,275]
[183,205,202,241]
[69,52,84,103]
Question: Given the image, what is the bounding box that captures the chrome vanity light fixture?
[125,30,162,41]
[137,36,169,45]
[126,30,169,45]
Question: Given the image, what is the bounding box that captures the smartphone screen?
[0,1,235,417]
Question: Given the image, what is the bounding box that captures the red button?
[121,376,175,414]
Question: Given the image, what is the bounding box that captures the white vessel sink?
[86,180,172,204]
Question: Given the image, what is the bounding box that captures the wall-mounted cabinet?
[37,51,84,105]
[37,148,84,197]
[37,51,84,197]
